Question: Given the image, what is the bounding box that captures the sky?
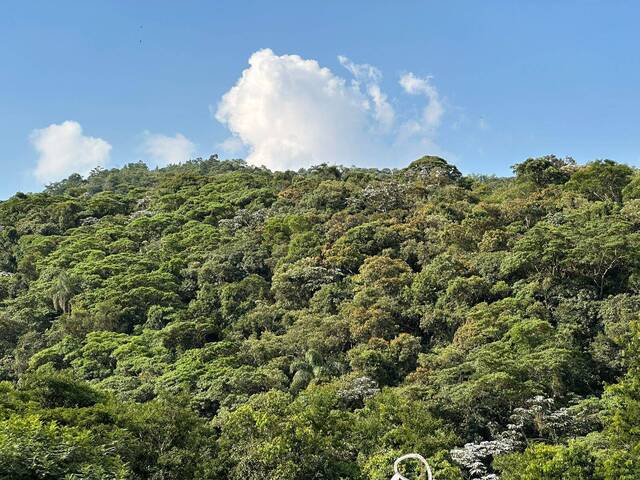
[1,1,640,198]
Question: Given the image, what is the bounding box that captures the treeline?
[0,154,639,479]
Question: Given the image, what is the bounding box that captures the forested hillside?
[1,154,640,479]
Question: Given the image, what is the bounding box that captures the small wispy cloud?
[141,132,196,167]
[339,55,395,129]
[399,72,444,130]
[218,136,245,155]
[30,120,111,183]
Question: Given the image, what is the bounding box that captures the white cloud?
[399,72,444,129]
[339,55,395,129]
[216,49,375,170]
[216,49,446,171]
[338,55,382,83]
[142,132,195,166]
[218,136,245,155]
[366,83,395,129]
[30,121,111,183]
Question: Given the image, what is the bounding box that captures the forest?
[0,154,639,479]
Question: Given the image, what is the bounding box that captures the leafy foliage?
[1,155,640,478]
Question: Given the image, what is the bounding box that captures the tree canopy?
[0,154,639,479]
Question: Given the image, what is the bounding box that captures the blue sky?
[1,1,640,198]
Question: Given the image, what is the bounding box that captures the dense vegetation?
[1,154,640,479]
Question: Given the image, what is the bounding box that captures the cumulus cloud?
[142,132,196,166]
[216,49,377,170]
[216,49,446,171]
[30,121,111,183]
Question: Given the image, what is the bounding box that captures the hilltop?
[1,154,639,479]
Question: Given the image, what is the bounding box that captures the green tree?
[565,160,633,202]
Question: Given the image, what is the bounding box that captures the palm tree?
[51,271,77,314]
[289,349,342,393]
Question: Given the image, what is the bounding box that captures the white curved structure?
[391,453,433,480]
